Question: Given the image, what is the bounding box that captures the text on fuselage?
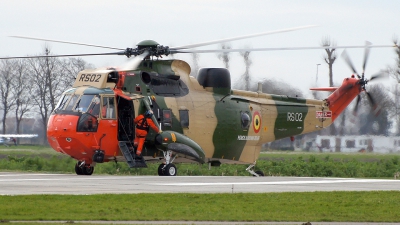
[287,112,303,122]
[78,74,102,82]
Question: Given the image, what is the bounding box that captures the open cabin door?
[116,93,135,142]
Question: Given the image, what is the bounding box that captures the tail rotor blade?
[369,72,388,82]
[366,92,381,116]
[362,41,372,77]
[341,50,360,78]
[353,95,361,116]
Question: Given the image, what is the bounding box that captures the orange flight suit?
[133,114,159,155]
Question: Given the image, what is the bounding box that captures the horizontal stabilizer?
[310,87,338,92]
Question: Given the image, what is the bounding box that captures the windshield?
[75,95,97,113]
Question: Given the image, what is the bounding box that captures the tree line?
[0,47,93,144]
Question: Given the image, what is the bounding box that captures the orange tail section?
[321,77,362,121]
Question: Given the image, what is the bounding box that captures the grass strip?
[0,192,400,222]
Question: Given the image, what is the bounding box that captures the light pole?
[316,64,321,83]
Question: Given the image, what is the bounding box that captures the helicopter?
[1,26,391,176]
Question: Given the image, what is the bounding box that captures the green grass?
[0,145,56,155]
[259,151,400,162]
[0,192,400,222]
[1,146,400,177]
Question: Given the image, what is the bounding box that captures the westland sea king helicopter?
[1,25,392,176]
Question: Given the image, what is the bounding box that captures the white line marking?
[152,179,400,186]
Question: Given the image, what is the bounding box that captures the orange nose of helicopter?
[47,114,94,161]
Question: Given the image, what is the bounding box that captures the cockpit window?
[55,94,71,111]
[65,95,79,111]
[86,95,101,117]
[75,95,97,113]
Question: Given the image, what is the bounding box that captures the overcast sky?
[1,0,399,96]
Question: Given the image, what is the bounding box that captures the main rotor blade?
[341,50,359,78]
[362,41,372,76]
[0,51,126,59]
[9,36,124,51]
[119,50,149,71]
[171,25,318,50]
[171,45,398,54]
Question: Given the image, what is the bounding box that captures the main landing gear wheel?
[254,170,264,177]
[158,164,165,176]
[159,150,177,176]
[164,164,177,176]
[75,161,94,175]
[246,161,263,177]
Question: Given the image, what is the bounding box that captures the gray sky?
[1,0,399,96]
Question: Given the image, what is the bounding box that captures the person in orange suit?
[133,110,160,156]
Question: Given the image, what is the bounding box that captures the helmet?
[145,110,153,117]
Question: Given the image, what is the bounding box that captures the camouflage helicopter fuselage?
[48,58,359,175]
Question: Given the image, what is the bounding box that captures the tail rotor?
[341,42,387,116]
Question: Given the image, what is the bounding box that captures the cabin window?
[102,96,116,119]
[163,109,172,127]
[321,139,330,148]
[346,140,355,148]
[65,94,79,111]
[179,110,189,128]
[241,112,250,130]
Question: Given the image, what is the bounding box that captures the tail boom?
[325,77,361,121]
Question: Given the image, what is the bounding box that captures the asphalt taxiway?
[1,172,399,195]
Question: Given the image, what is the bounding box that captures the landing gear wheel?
[75,161,83,175]
[82,166,94,175]
[254,170,264,177]
[158,164,165,176]
[75,161,94,175]
[164,164,177,176]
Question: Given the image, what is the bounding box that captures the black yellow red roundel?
[253,111,261,133]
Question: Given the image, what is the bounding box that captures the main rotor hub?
[121,40,170,58]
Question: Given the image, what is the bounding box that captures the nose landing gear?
[75,161,94,175]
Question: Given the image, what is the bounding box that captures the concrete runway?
[1,172,400,195]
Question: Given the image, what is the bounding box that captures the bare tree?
[61,58,94,86]
[0,59,17,134]
[11,59,33,137]
[321,37,337,87]
[217,43,231,70]
[27,47,66,144]
[386,35,400,134]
